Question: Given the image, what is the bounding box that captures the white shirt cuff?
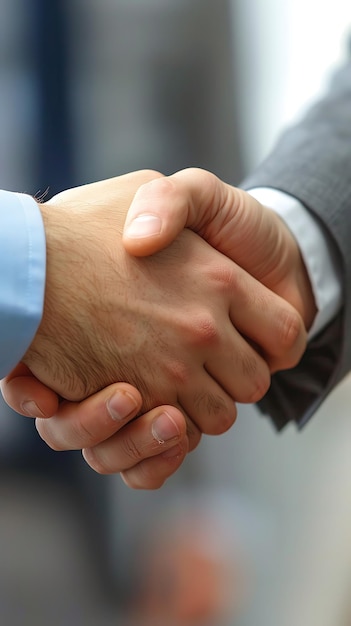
[247,188,342,339]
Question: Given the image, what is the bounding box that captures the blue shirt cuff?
[0,191,46,377]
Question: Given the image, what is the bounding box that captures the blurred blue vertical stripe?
[31,0,74,197]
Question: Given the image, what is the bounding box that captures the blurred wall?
[229,0,351,172]
[1,1,351,625]
[67,0,244,184]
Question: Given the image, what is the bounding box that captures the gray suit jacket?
[242,51,351,430]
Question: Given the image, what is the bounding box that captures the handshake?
[1,168,316,489]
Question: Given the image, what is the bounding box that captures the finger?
[173,269,271,409]
[202,338,271,407]
[35,383,143,451]
[179,372,238,436]
[1,363,60,418]
[174,261,304,417]
[81,405,188,476]
[226,268,307,372]
[119,441,189,490]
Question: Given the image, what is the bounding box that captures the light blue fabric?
[0,191,46,377]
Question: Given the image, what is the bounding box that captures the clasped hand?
[1,169,312,489]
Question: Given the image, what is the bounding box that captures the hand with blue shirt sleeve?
[3,363,189,490]
[0,172,188,488]
[1,170,306,488]
[0,191,46,379]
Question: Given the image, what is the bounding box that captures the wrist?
[266,209,318,332]
[294,252,318,331]
[253,189,341,337]
[23,201,83,396]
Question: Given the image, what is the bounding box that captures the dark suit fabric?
[242,56,351,430]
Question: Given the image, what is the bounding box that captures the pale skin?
[1,169,314,489]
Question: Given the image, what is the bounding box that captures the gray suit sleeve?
[241,51,351,430]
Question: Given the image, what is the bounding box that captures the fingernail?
[152,412,180,443]
[107,392,139,421]
[21,401,45,418]
[125,214,162,238]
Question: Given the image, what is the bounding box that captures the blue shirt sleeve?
[0,191,46,377]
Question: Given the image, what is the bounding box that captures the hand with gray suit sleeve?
[241,53,351,427]
[122,52,351,430]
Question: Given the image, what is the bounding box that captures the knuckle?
[276,308,306,366]
[139,169,163,180]
[188,313,219,347]
[216,407,237,434]
[140,175,176,200]
[239,355,271,403]
[247,371,271,404]
[164,360,191,386]
[281,309,304,348]
[212,264,237,291]
[35,419,65,452]
[83,448,111,475]
[121,439,189,490]
[205,258,246,298]
[73,416,97,448]
[121,436,144,463]
[192,393,236,435]
[202,408,236,435]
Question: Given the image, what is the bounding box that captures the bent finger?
[119,440,189,490]
[81,405,188,475]
[1,363,60,418]
[36,383,143,451]
[227,270,307,372]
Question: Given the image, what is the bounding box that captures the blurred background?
[1,0,351,624]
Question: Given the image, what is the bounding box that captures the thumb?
[123,167,314,328]
[123,172,195,256]
[124,168,233,256]
[123,168,283,282]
